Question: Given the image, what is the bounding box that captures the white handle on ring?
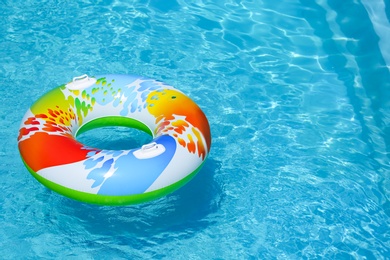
[133,142,166,159]
[65,74,97,90]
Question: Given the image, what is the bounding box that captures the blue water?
[1,0,390,258]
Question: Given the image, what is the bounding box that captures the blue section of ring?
[94,135,176,195]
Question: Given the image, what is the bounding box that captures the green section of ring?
[22,157,206,206]
[75,116,154,138]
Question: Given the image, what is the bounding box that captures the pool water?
[1,0,390,258]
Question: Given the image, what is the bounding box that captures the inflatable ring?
[18,74,211,205]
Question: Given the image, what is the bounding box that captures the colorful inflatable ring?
[18,74,211,205]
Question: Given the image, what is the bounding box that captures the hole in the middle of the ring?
[76,126,153,150]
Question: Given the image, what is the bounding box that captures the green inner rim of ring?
[76,116,154,138]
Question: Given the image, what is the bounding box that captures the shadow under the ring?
[57,157,223,239]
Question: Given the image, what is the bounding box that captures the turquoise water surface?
[1,0,390,259]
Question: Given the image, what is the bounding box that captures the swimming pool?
[1,0,389,258]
